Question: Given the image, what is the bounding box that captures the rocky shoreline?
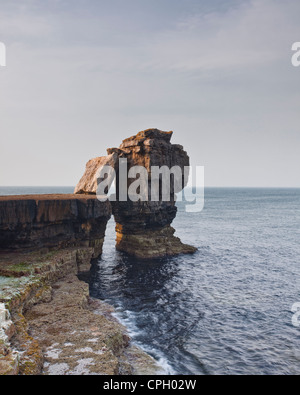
[0,128,196,375]
[0,246,162,375]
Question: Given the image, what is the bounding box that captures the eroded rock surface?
[74,153,119,195]
[0,195,111,254]
[75,128,197,258]
[0,248,162,375]
[0,303,18,375]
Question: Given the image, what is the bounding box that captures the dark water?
[2,187,300,375]
[88,188,300,375]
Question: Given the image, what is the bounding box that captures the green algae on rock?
[0,247,162,375]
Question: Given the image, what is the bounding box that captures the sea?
[1,186,300,375]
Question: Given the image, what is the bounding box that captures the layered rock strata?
[0,195,111,254]
[75,128,197,258]
[0,248,162,375]
[75,154,119,195]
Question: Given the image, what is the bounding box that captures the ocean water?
[88,188,300,375]
[1,187,300,375]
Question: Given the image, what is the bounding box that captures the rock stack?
[75,128,197,259]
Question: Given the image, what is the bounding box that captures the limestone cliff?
[0,195,111,255]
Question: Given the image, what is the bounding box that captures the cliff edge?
[0,195,111,254]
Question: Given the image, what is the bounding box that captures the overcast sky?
[0,0,299,187]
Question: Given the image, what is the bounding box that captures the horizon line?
[0,186,299,189]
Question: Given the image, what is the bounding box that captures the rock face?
[0,195,111,254]
[0,303,18,375]
[75,128,197,258]
[74,153,119,195]
[0,248,163,375]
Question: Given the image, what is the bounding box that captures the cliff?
[0,195,111,255]
[0,129,198,374]
[0,194,162,375]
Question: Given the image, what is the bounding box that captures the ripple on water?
[88,188,300,375]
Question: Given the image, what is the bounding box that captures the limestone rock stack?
[75,128,197,259]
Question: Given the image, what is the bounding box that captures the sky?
[0,0,299,187]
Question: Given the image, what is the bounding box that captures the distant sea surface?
[2,187,300,375]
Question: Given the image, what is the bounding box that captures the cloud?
[143,0,300,72]
[0,0,299,186]
[1,0,299,73]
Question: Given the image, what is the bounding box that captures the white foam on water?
[110,306,176,375]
